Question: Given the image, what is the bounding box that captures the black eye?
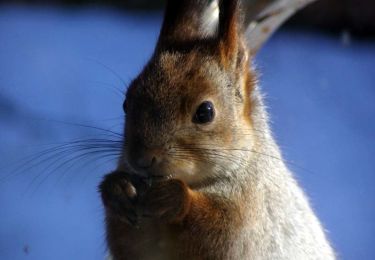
[123,100,128,113]
[194,101,215,124]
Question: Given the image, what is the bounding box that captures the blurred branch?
[243,0,317,53]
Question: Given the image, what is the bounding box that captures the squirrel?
[99,0,335,259]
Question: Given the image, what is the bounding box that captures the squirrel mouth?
[150,174,173,181]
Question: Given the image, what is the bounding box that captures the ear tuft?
[217,0,243,64]
[157,0,211,50]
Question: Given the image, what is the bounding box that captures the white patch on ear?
[201,0,219,37]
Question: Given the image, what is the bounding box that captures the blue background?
[0,5,374,259]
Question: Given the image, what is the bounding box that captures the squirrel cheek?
[170,159,200,180]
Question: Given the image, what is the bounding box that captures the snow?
[0,5,374,260]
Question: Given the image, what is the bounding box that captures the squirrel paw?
[140,179,192,223]
[99,171,144,226]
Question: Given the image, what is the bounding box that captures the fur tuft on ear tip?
[218,0,240,39]
[217,0,243,64]
[156,0,216,50]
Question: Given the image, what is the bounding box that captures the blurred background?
[0,0,374,259]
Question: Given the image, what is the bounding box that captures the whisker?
[27,149,122,194]
[85,58,128,87]
[171,143,314,176]
[87,80,125,98]
[1,138,123,182]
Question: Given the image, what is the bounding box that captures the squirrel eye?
[123,100,128,113]
[194,101,215,124]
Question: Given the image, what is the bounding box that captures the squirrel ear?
[156,0,215,50]
[217,0,244,66]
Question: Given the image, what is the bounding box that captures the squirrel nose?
[136,153,157,169]
[128,143,165,172]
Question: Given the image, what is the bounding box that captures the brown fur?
[100,173,248,259]
[99,1,334,259]
[179,189,245,259]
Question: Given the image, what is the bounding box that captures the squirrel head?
[121,0,258,185]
